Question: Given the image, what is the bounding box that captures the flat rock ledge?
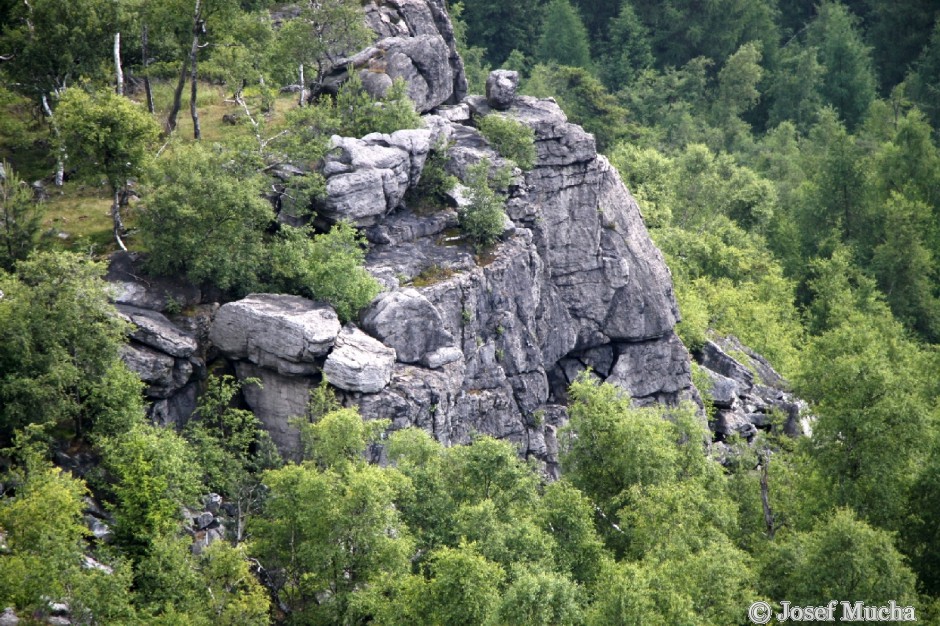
[209,294,341,376]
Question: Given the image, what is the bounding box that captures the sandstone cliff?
[110,0,803,470]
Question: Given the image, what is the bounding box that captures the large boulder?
[321,130,432,227]
[362,288,460,367]
[323,326,396,393]
[117,305,197,358]
[354,0,467,111]
[486,70,519,110]
[210,294,341,375]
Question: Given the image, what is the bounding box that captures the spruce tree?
[536,0,593,70]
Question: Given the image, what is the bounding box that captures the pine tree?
[806,1,877,129]
[536,0,593,70]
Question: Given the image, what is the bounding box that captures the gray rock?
[236,362,313,458]
[324,326,396,393]
[321,130,432,227]
[702,368,740,409]
[85,515,113,543]
[120,343,175,388]
[210,294,341,375]
[486,70,519,110]
[361,0,468,108]
[149,381,198,427]
[204,493,223,514]
[106,252,201,313]
[193,511,214,530]
[81,555,113,574]
[362,289,457,365]
[607,333,691,400]
[117,305,197,358]
[700,340,755,389]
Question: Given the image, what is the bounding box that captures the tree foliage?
[0,252,144,442]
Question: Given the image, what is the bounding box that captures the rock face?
[108,261,206,426]
[321,130,432,227]
[209,294,341,376]
[320,0,467,113]
[323,326,397,393]
[695,336,808,442]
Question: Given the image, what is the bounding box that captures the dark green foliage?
[806,1,877,129]
[185,375,279,498]
[525,64,632,152]
[405,139,457,213]
[458,0,543,67]
[762,509,918,613]
[100,423,202,555]
[265,223,381,322]
[536,0,593,70]
[57,87,161,195]
[0,162,42,271]
[458,159,507,249]
[599,2,654,90]
[0,252,144,442]
[477,114,537,170]
[907,20,940,128]
[140,143,271,293]
[0,0,118,97]
[333,73,422,138]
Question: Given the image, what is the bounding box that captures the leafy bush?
[334,72,422,138]
[477,113,537,170]
[141,143,271,294]
[0,161,43,271]
[458,159,507,249]
[405,139,458,213]
[265,223,381,321]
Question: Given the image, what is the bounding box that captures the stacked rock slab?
[696,335,808,442]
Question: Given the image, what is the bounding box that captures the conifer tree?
[536,0,593,70]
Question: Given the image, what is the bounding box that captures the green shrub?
[334,72,422,138]
[265,223,381,322]
[141,143,271,294]
[406,139,458,213]
[477,114,537,170]
[459,159,507,249]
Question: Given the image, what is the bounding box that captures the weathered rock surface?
[210,294,341,375]
[321,130,432,227]
[105,3,806,470]
[486,69,519,110]
[320,0,467,113]
[695,336,807,442]
[235,362,314,457]
[362,289,458,367]
[117,305,197,358]
[323,326,397,393]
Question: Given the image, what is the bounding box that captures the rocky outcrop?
[107,260,206,426]
[323,326,397,393]
[108,2,804,470]
[209,294,341,376]
[486,70,519,110]
[321,130,432,227]
[320,0,467,112]
[695,336,808,442]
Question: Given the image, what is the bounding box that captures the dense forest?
[2,0,940,623]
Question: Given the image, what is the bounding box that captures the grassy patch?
[40,183,117,254]
[29,81,300,258]
[411,264,456,287]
